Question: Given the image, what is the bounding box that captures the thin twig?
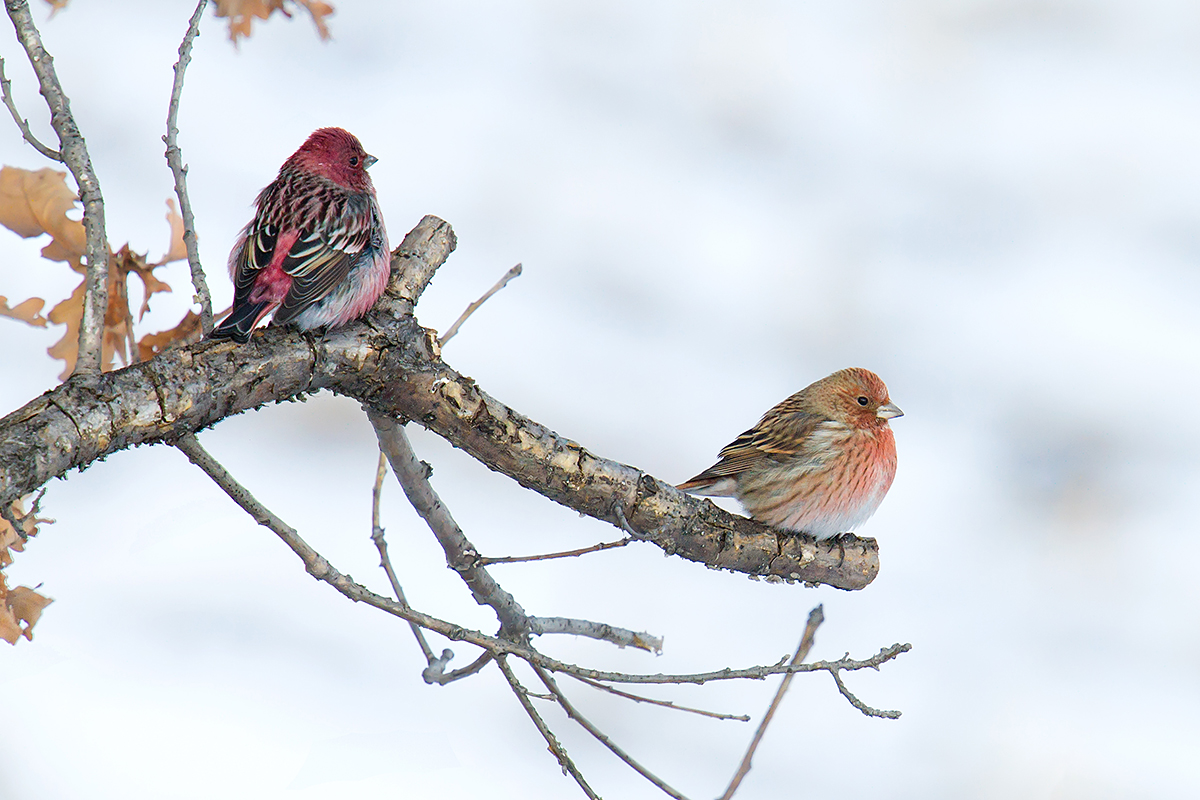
[369,410,530,636]
[163,0,213,333]
[6,0,110,376]
[529,615,662,654]
[829,667,902,719]
[0,56,60,159]
[719,605,825,800]
[425,650,492,686]
[497,655,600,800]
[370,449,435,663]
[532,663,691,800]
[478,536,633,565]
[439,263,522,345]
[119,273,137,366]
[569,674,750,722]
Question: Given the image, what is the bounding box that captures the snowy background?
[3,1,1200,798]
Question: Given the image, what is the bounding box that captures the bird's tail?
[676,471,738,496]
[210,301,273,344]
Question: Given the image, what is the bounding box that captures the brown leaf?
[0,497,51,568]
[298,0,334,39]
[0,603,21,645]
[138,309,208,361]
[113,245,173,321]
[45,280,86,379]
[0,166,86,268]
[0,295,48,327]
[1,497,54,645]
[212,0,334,43]
[6,586,53,641]
[159,198,188,265]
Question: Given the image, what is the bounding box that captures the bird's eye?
[856,396,869,407]
[349,156,360,167]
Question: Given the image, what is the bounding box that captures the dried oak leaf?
[1,498,54,645]
[0,295,48,327]
[213,0,334,43]
[137,309,211,361]
[0,575,54,645]
[0,166,87,266]
[0,497,52,568]
[161,198,188,265]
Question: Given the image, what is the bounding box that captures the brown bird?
[678,368,902,540]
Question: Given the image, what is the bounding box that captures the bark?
[0,216,879,590]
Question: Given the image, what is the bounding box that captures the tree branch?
[439,262,522,345]
[719,605,824,800]
[497,655,600,799]
[529,616,662,654]
[532,663,690,800]
[478,535,633,565]
[163,0,213,333]
[5,0,109,375]
[370,410,531,636]
[0,215,878,590]
[369,449,436,664]
[170,431,907,700]
[0,56,60,160]
[568,674,750,722]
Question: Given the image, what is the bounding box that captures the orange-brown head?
[791,367,902,431]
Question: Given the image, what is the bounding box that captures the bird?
[210,127,390,343]
[677,367,902,540]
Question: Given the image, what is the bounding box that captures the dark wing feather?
[272,196,374,326]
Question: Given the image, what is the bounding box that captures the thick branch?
[370,410,530,636]
[0,215,878,589]
[6,0,110,375]
[163,0,213,332]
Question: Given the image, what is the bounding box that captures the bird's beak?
[877,402,903,420]
[363,154,378,169]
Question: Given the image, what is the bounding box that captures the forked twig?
[370,449,435,663]
[719,605,825,800]
[0,56,59,160]
[532,663,691,800]
[497,655,600,800]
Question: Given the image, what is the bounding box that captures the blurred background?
[2,1,1199,798]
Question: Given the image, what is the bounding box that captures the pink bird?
[210,127,390,343]
[678,368,902,540]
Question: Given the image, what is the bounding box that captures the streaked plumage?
[210,127,390,343]
[678,368,902,540]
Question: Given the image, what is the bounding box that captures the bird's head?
[807,367,902,430]
[287,127,377,192]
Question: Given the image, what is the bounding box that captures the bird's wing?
[678,408,832,489]
[230,217,279,299]
[272,196,378,326]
